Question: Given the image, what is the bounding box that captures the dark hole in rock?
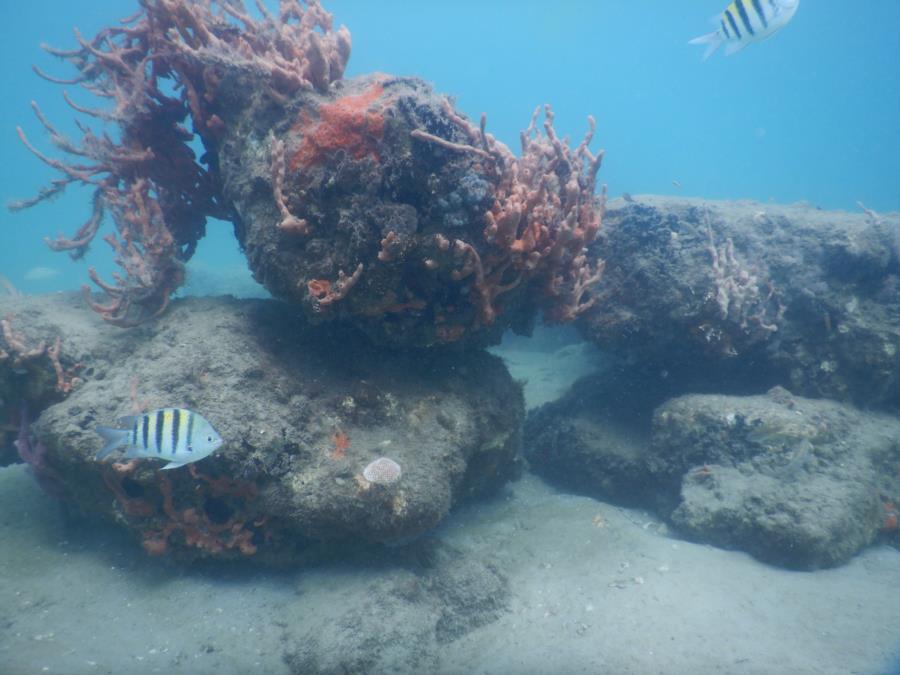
[121,477,144,499]
[203,496,234,524]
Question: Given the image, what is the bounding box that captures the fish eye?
[207,436,213,442]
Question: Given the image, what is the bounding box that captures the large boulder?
[219,72,603,349]
[282,541,510,673]
[650,387,899,568]
[581,196,900,412]
[526,380,900,569]
[2,293,523,563]
[220,73,505,349]
[14,2,602,348]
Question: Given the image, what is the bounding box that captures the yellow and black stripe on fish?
[95,408,223,470]
[690,0,800,60]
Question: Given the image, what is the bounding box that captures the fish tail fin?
[688,31,723,61]
[95,426,129,460]
[724,39,749,56]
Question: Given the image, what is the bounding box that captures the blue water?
[2,0,898,295]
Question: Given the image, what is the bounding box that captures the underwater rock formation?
[526,381,900,569]
[221,74,603,348]
[651,388,900,569]
[281,541,510,672]
[526,195,900,568]
[521,372,655,508]
[10,0,350,325]
[1,293,523,563]
[13,0,604,347]
[1,299,89,467]
[581,196,900,412]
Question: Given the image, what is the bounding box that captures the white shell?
[362,457,402,485]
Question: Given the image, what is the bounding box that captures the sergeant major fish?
[690,0,800,60]
[96,408,223,470]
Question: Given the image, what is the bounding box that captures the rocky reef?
[526,196,900,569]
[6,0,899,575]
[1,293,522,563]
[220,72,602,348]
[3,0,607,565]
[13,0,604,349]
[527,379,900,569]
[580,195,900,412]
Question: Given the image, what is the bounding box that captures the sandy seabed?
[1,342,899,675]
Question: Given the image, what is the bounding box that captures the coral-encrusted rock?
[526,377,900,568]
[15,2,602,342]
[1,294,93,467]
[650,388,900,569]
[5,293,523,564]
[581,196,900,412]
[217,73,591,348]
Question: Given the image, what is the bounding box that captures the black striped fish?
[690,0,800,60]
[95,408,223,470]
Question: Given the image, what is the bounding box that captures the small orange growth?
[307,278,332,301]
[129,377,151,414]
[290,83,386,170]
[693,465,714,480]
[142,537,169,556]
[435,323,466,343]
[188,464,258,500]
[330,430,350,460]
[883,502,898,532]
[103,460,156,518]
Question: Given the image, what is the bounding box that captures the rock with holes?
[525,378,900,569]
[219,72,603,349]
[650,387,900,569]
[221,74,501,348]
[580,196,900,412]
[4,292,523,563]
